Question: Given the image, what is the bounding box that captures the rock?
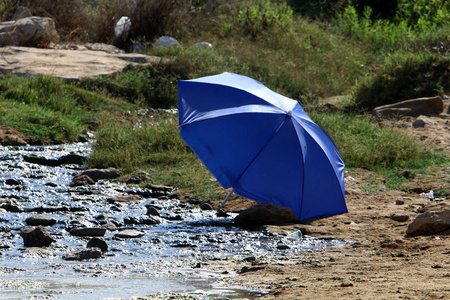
[390,214,410,222]
[146,205,160,217]
[114,229,145,239]
[20,226,54,247]
[87,237,108,252]
[412,116,434,128]
[194,42,213,49]
[0,17,60,47]
[12,6,32,20]
[114,16,131,46]
[124,216,159,225]
[133,42,146,53]
[395,199,405,205]
[0,127,27,146]
[154,36,180,50]
[62,248,102,261]
[4,179,22,186]
[147,183,173,193]
[126,171,151,184]
[69,227,107,237]
[200,203,213,211]
[69,174,95,187]
[76,168,122,181]
[26,215,57,226]
[70,168,122,187]
[0,198,23,212]
[234,202,299,228]
[0,46,168,80]
[106,194,143,203]
[372,96,444,118]
[101,221,118,231]
[59,154,86,165]
[23,154,85,166]
[406,210,450,235]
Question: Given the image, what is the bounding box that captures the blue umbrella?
[178,72,347,221]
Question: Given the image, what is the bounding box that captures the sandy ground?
[214,101,450,300]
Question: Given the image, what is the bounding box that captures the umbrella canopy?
[178,72,347,221]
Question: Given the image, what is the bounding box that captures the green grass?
[310,111,445,170]
[0,0,449,201]
[0,74,135,144]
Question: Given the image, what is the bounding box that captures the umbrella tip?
[287,111,293,117]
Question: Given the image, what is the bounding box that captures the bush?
[353,53,450,109]
[77,60,190,108]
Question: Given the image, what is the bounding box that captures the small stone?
[193,42,213,49]
[126,171,151,184]
[146,206,160,217]
[243,256,256,262]
[114,229,144,239]
[124,216,159,225]
[62,248,102,261]
[0,198,22,212]
[200,203,213,210]
[87,237,108,252]
[70,227,106,237]
[413,116,434,128]
[153,36,180,50]
[395,199,405,205]
[20,226,54,247]
[101,221,117,231]
[26,215,57,226]
[69,174,95,187]
[106,194,142,203]
[390,214,410,222]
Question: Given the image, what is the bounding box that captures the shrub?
[353,53,450,109]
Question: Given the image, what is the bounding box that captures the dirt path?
[218,104,450,299]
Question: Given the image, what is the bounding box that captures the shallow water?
[0,143,345,299]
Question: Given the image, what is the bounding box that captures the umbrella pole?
[218,189,234,210]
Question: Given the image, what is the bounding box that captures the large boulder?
[0,16,60,47]
[234,202,299,228]
[0,46,169,80]
[372,96,444,118]
[406,210,450,235]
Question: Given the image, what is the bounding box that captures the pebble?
[87,237,108,252]
[25,214,57,226]
[70,227,107,237]
[62,248,103,261]
[390,214,410,222]
[114,229,144,238]
[395,199,405,205]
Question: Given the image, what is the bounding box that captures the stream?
[0,143,345,299]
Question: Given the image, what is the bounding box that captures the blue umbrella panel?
[178,72,347,221]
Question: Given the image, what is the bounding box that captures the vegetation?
[0,0,449,200]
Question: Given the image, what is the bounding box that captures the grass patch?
[309,111,445,170]
[88,113,226,201]
[353,53,450,110]
[0,74,135,144]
